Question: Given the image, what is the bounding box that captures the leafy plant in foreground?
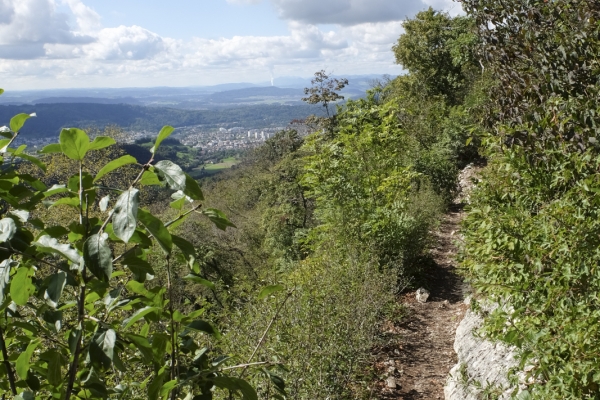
[0,97,268,399]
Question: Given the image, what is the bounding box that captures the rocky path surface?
[372,165,480,399]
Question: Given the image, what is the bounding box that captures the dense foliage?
[460,0,600,398]
[0,108,272,399]
[0,7,491,400]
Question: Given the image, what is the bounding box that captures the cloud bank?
[0,0,460,89]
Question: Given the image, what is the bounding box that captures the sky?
[0,0,463,90]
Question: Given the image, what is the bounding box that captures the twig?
[239,290,293,379]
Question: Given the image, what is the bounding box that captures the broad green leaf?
[184,173,204,200]
[170,196,186,210]
[202,208,236,231]
[0,259,12,302]
[150,125,175,154]
[0,89,3,95]
[89,136,116,151]
[140,170,161,186]
[122,306,160,330]
[94,155,137,182]
[9,209,30,223]
[10,266,35,306]
[112,189,139,243]
[258,284,285,300]
[183,274,215,290]
[89,329,116,369]
[34,235,83,269]
[160,380,178,397]
[45,350,63,387]
[126,334,153,364]
[10,113,35,133]
[43,310,63,333]
[59,128,90,160]
[138,209,172,254]
[0,217,16,242]
[154,160,186,191]
[14,392,34,400]
[44,271,67,308]
[213,377,258,400]
[148,371,166,400]
[122,254,155,282]
[39,143,62,154]
[84,233,113,282]
[0,138,9,152]
[185,320,221,339]
[16,339,40,379]
[172,235,196,267]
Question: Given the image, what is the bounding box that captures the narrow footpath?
[372,165,480,400]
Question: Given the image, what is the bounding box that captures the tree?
[0,95,276,399]
[392,8,478,104]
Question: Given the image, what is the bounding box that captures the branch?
[239,290,293,379]
[0,325,17,395]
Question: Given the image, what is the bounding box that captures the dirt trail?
[372,165,480,399]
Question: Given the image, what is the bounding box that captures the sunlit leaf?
[112,189,139,243]
[59,128,90,160]
[94,155,137,182]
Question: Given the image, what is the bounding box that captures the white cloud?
[271,0,426,25]
[62,0,102,34]
[0,0,94,59]
[0,0,448,88]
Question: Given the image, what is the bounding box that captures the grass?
[203,157,238,170]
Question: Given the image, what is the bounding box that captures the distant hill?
[33,97,142,105]
[204,86,304,104]
[0,102,324,138]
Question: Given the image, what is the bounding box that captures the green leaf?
[44,271,67,308]
[89,329,116,369]
[154,160,186,191]
[184,173,204,200]
[122,306,160,330]
[0,217,16,242]
[148,371,166,400]
[10,266,35,306]
[94,155,137,183]
[140,170,162,186]
[15,391,35,400]
[183,274,215,290]
[160,380,178,397]
[122,253,155,282]
[202,208,236,231]
[34,235,83,269]
[88,136,116,151]
[39,143,62,154]
[0,259,12,302]
[10,113,35,133]
[10,152,46,172]
[213,377,258,400]
[112,189,139,243]
[126,334,153,364]
[83,233,113,282]
[59,128,90,160]
[0,89,3,95]
[99,195,110,212]
[150,125,175,154]
[185,320,221,339]
[172,235,196,266]
[258,284,285,300]
[16,339,40,379]
[138,209,172,254]
[45,350,63,387]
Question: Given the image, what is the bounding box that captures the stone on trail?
[416,287,430,303]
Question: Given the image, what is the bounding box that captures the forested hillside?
[0,103,323,138]
[0,1,599,399]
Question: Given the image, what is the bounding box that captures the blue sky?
[0,0,461,90]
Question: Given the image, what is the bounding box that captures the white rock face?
[444,305,519,400]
